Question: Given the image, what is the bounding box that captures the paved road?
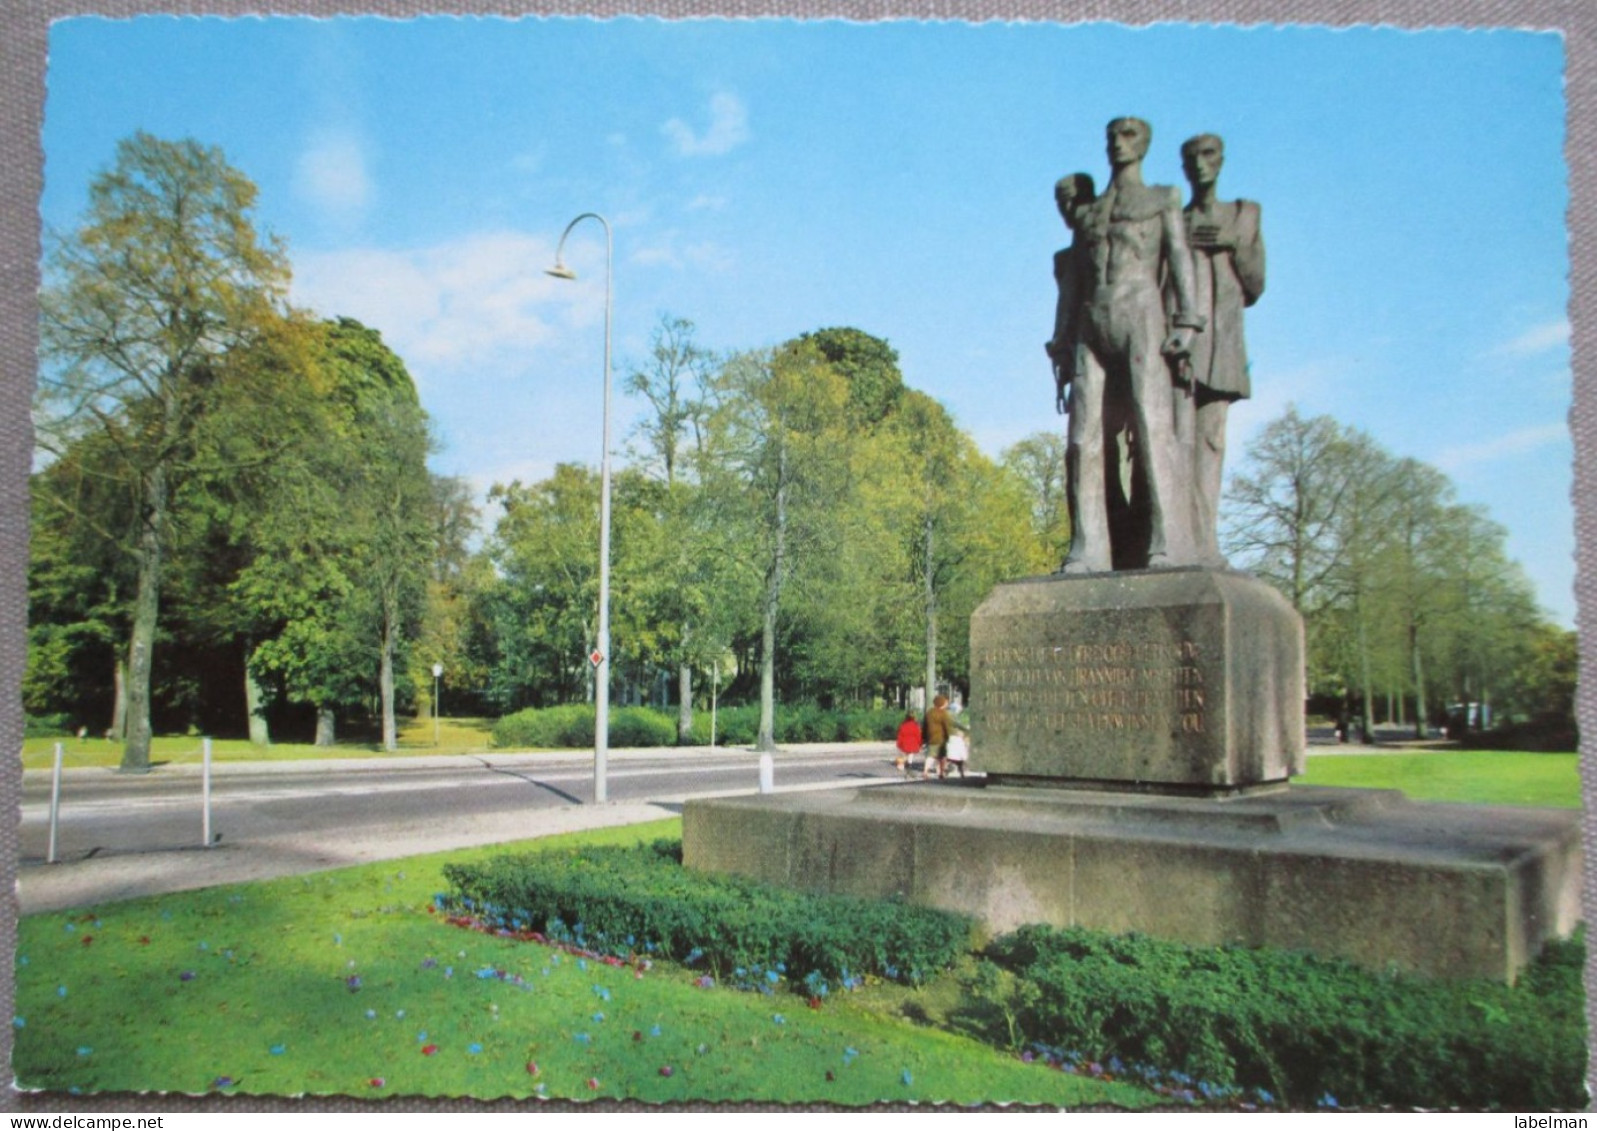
[19,743,908,914]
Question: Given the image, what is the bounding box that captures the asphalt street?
[18,742,910,914]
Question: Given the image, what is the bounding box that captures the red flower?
[80,936,93,947]
[421,1044,439,1056]
[525,1061,540,1076]
[659,1066,674,1078]
[138,937,150,946]
[369,1077,385,1089]
[586,1077,600,1090]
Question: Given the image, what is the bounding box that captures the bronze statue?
[1052,117,1206,572]
[1175,133,1265,567]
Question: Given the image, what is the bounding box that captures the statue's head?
[1054,172,1097,228]
[1181,133,1226,187]
[1106,117,1152,167]
[933,694,949,708]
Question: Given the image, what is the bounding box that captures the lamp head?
[545,263,577,281]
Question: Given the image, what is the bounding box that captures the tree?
[623,314,718,740]
[37,133,291,771]
[321,318,433,751]
[699,342,852,749]
[487,465,604,710]
[797,326,906,428]
[1001,431,1072,571]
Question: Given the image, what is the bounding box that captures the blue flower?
[76,1046,92,1057]
[592,1012,606,1023]
[364,1009,377,1020]
[650,1024,661,1037]
[11,1017,22,1029]
[901,1069,913,1086]
[56,986,67,998]
[575,1032,592,1044]
[270,1045,285,1056]
[468,1043,483,1055]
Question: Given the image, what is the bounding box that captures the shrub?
[24,713,75,738]
[440,840,974,989]
[980,924,1587,1110]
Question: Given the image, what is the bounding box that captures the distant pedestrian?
[923,694,964,780]
[894,713,922,778]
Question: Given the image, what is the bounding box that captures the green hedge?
[492,704,677,749]
[493,702,904,749]
[982,924,1588,1110]
[440,840,974,990]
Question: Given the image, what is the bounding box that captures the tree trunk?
[922,512,937,708]
[244,648,270,746]
[677,658,693,745]
[315,706,337,747]
[1355,589,1375,744]
[758,584,778,752]
[379,602,398,752]
[121,464,167,773]
[109,652,127,741]
[1409,621,1429,739]
[757,456,788,754]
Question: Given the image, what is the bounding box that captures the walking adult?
[922,694,962,780]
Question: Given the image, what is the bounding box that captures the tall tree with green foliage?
[37,133,291,771]
[1001,432,1072,567]
[623,314,718,739]
[699,342,852,749]
[797,326,906,427]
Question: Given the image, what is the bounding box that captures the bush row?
[440,840,974,989]
[979,923,1587,1111]
[490,702,905,749]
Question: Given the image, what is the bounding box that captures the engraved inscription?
[980,641,1206,735]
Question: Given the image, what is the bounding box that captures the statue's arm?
[1048,247,1082,359]
[1234,200,1266,307]
[1161,189,1205,332]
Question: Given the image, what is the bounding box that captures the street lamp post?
[547,212,613,804]
[432,662,444,747]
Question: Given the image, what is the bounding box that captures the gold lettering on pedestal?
[979,641,1207,735]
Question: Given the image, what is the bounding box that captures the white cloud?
[1432,422,1569,473]
[1495,317,1570,357]
[628,230,734,273]
[294,130,372,218]
[662,92,750,157]
[687,193,728,212]
[292,230,587,371]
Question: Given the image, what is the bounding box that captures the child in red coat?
[894,713,923,778]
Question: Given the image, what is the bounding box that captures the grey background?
[3,0,1593,1113]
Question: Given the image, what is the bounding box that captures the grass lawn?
[20,717,504,771]
[1300,750,1580,808]
[13,819,1159,1107]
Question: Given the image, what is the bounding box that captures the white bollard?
[202,737,213,847]
[47,742,63,864]
[758,752,774,794]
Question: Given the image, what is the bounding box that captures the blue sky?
[40,16,1574,625]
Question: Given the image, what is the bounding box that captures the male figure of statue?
[1059,117,1206,572]
[1176,133,1265,567]
[1045,172,1096,415]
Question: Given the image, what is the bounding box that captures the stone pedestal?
[970,568,1303,791]
[682,567,1582,981]
[682,782,1583,981]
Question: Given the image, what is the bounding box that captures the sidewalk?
[20,740,896,781]
[17,742,901,915]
